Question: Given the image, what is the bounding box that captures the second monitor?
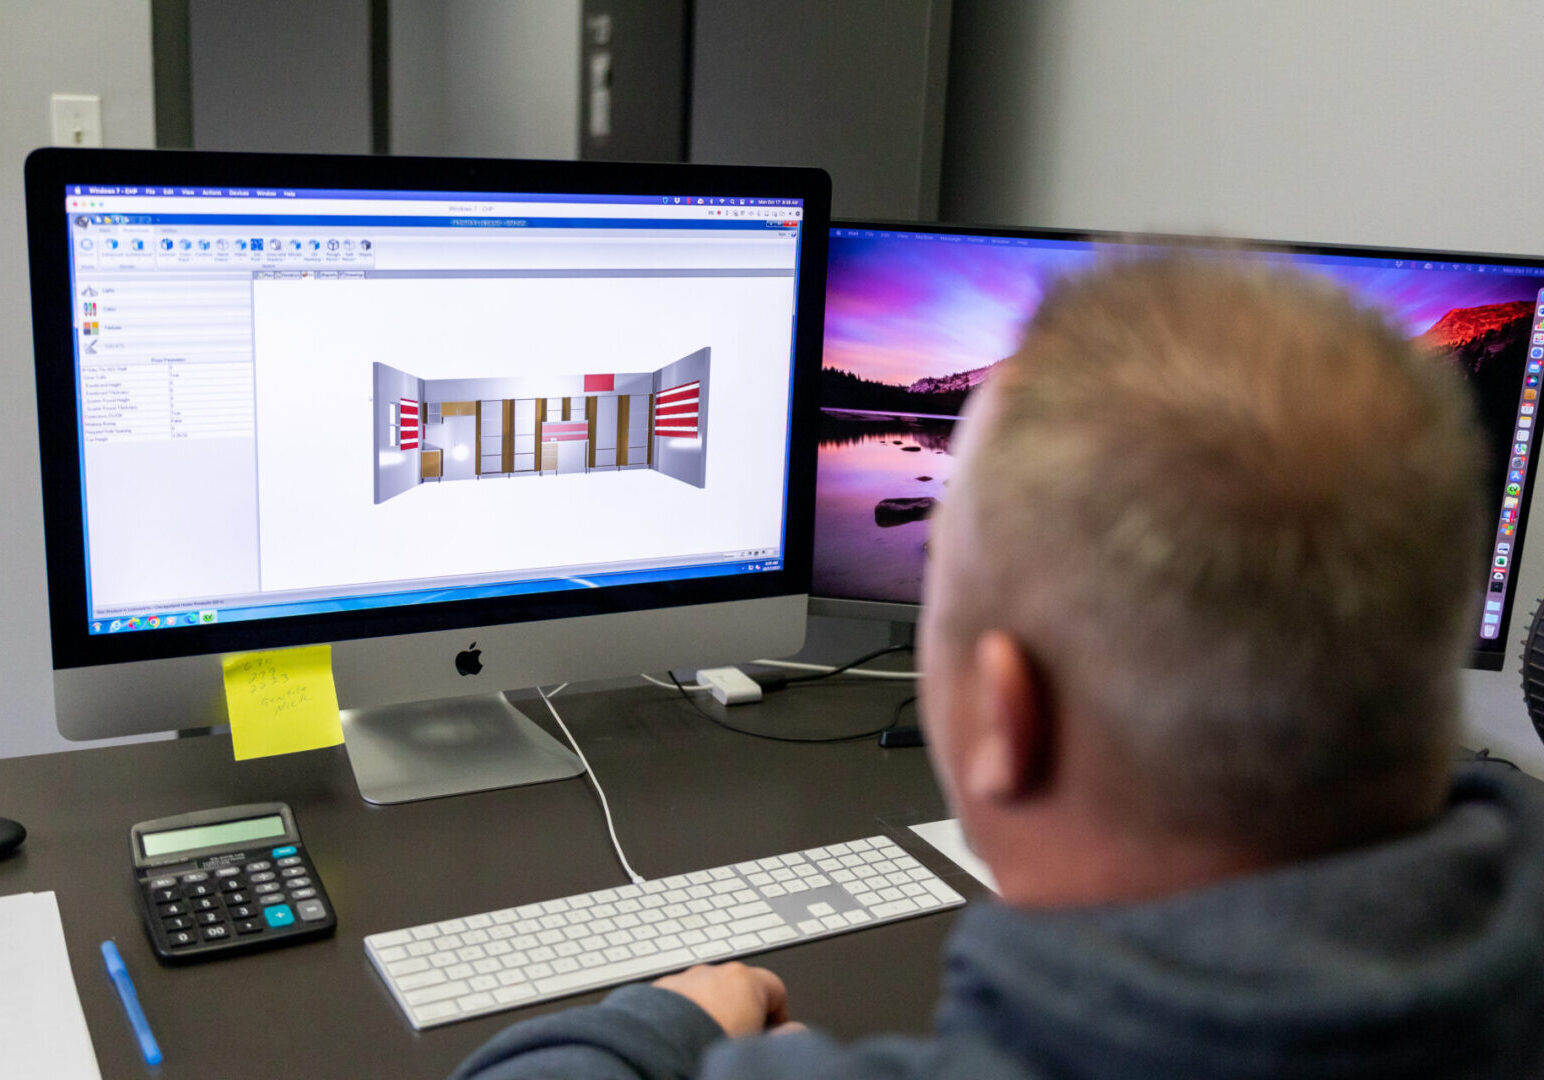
[814,221,1544,676]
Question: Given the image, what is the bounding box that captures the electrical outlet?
[50,94,103,148]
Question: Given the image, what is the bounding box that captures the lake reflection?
[813,410,956,605]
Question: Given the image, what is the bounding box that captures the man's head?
[920,256,1486,894]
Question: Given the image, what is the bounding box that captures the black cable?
[1461,747,1520,770]
[667,671,904,744]
[774,643,915,686]
[877,696,925,748]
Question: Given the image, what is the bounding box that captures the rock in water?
[875,497,937,527]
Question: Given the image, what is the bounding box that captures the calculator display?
[141,814,286,857]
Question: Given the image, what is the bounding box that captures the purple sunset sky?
[823,233,1544,387]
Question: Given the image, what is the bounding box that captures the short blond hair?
[930,256,1486,850]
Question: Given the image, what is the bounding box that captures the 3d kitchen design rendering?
[372,347,710,503]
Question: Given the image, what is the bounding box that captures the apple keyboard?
[365,834,967,1029]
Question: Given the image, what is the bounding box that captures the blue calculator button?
[264,905,296,929]
[271,845,297,858]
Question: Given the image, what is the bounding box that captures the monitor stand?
[340,692,584,805]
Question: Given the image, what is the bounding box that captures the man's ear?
[961,631,1052,804]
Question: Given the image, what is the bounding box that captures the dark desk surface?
[0,679,976,1079]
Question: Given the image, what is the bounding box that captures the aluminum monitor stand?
[340,692,583,805]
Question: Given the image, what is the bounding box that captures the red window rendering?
[399,398,419,450]
[654,380,700,438]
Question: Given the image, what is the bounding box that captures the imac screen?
[31,154,821,668]
[816,223,1544,667]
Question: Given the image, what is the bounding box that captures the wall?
[943,1,1544,253]
[373,362,424,503]
[390,0,580,160]
[187,0,373,153]
[0,0,158,758]
[651,346,709,489]
[691,0,951,220]
[940,0,1544,773]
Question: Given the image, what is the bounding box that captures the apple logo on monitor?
[455,643,483,677]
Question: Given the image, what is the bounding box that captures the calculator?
[131,802,336,964]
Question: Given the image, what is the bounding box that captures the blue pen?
[101,940,163,1067]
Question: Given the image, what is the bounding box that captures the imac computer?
[25,148,829,803]
[812,221,1544,677]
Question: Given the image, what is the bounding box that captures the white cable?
[537,684,646,885]
[750,658,920,681]
[640,672,707,691]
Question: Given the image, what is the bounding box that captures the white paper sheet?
[909,818,999,894]
[0,891,103,1079]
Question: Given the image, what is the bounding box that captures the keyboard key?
[396,969,447,992]
[405,980,468,1006]
[413,1001,460,1024]
[494,984,535,1005]
[730,913,785,935]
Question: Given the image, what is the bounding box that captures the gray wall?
[0,0,159,758]
[691,0,951,220]
[187,0,373,153]
[390,0,580,159]
[651,346,709,489]
[942,1,1544,253]
[940,0,1544,773]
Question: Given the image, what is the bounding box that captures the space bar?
[535,949,695,997]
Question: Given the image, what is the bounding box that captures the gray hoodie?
[451,767,1544,1080]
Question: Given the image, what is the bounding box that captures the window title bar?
[69,185,804,207]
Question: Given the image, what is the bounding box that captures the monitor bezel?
[814,217,1544,670]
[26,147,830,671]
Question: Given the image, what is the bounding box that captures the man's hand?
[653,962,792,1037]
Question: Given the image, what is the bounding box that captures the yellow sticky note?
[222,646,344,761]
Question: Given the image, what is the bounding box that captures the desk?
[0,679,975,1079]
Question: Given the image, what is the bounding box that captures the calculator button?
[162,916,191,931]
[221,878,246,892]
[271,846,298,859]
[254,882,282,894]
[289,887,317,901]
[214,866,241,878]
[244,860,272,873]
[167,930,198,948]
[185,883,215,898]
[229,905,257,920]
[201,924,231,941]
[158,901,188,917]
[150,876,178,890]
[286,877,312,890]
[235,919,264,935]
[152,887,179,903]
[264,905,296,928]
[226,891,250,905]
[276,855,302,868]
[280,866,308,878]
[197,911,223,926]
[192,897,220,912]
[259,894,286,906]
[181,872,209,883]
[248,871,277,883]
[295,899,327,922]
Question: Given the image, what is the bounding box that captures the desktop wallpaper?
[814,229,1544,609]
